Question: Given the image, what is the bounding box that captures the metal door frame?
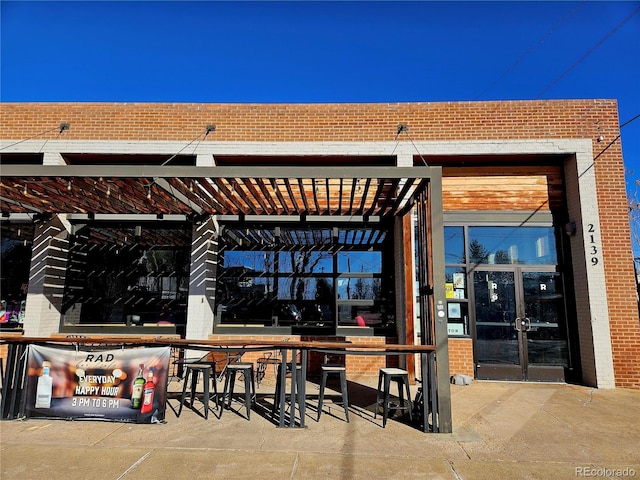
[472,265,566,382]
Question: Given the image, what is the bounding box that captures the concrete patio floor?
[1,377,639,479]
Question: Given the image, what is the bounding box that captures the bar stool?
[221,362,256,420]
[317,364,349,422]
[375,367,413,427]
[178,362,218,419]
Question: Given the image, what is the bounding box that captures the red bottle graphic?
[140,367,156,414]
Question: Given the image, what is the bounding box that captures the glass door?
[521,271,568,381]
[473,269,568,381]
[474,271,521,379]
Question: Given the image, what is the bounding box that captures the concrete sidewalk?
[1,379,639,479]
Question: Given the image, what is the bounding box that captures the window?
[0,222,33,327]
[441,225,559,337]
[468,226,557,265]
[61,223,190,329]
[444,227,469,336]
[216,224,394,331]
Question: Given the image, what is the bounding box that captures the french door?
[473,268,569,381]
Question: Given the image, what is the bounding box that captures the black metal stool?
[375,367,413,427]
[317,364,349,422]
[221,362,256,420]
[178,362,218,419]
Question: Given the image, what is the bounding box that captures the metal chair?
[317,354,349,422]
[221,362,256,420]
[375,368,413,427]
[176,350,242,419]
[178,359,218,419]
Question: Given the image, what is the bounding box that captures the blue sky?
[2,1,639,182]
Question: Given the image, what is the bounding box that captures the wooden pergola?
[1,165,431,218]
[0,164,452,432]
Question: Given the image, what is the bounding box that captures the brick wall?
[207,334,389,381]
[448,338,475,378]
[0,100,621,143]
[2,100,638,387]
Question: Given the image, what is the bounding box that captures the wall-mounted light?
[564,221,577,237]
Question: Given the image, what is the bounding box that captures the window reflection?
[337,278,381,300]
[216,224,393,330]
[337,251,382,273]
[0,222,33,328]
[444,226,465,264]
[279,251,332,273]
[468,227,557,265]
[223,251,276,273]
[62,223,190,330]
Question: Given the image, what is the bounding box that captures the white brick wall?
[185,217,218,340]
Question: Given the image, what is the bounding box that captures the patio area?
[2,380,639,479]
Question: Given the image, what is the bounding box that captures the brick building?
[1,100,638,389]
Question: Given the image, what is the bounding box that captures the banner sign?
[25,344,171,423]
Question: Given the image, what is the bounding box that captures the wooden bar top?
[0,335,436,352]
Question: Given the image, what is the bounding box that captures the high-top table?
[0,335,438,432]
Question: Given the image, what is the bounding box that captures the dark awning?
[0,165,435,218]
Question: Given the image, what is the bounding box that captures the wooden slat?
[240,178,271,214]
[270,178,293,215]
[442,166,563,212]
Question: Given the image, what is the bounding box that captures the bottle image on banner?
[35,361,53,408]
[131,363,145,409]
[140,367,156,414]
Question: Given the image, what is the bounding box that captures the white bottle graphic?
[35,361,53,408]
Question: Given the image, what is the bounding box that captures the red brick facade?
[448,338,475,379]
[1,100,638,388]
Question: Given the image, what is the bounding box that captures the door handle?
[514,317,527,332]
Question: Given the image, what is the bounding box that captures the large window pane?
[62,224,190,327]
[337,278,381,300]
[468,227,557,265]
[279,251,332,273]
[223,251,276,273]
[278,278,325,301]
[1,223,33,327]
[337,251,382,273]
[217,276,275,324]
[338,304,391,327]
[216,224,391,330]
[444,226,465,264]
